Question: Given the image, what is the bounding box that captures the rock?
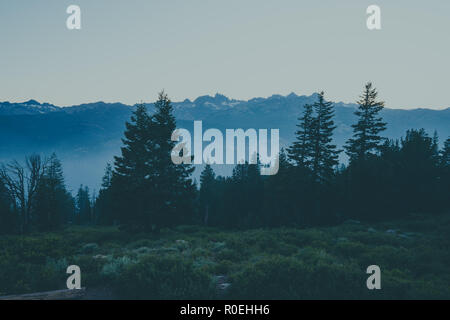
[337,237,348,242]
[368,228,376,232]
[386,229,397,234]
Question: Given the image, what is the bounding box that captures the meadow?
[1,213,449,299]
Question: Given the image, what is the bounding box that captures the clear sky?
[0,0,449,109]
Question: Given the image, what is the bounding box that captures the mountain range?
[1,93,449,191]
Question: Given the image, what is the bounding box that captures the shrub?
[216,248,242,262]
[80,243,99,254]
[228,255,365,299]
[101,256,136,279]
[112,255,216,299]
[334,241,368,258]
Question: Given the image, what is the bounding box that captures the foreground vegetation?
[1,213,449,299]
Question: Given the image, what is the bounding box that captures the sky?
[0,0,449,109]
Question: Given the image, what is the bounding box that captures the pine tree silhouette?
[345,82,386,163]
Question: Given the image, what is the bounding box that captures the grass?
[0,213,449,299]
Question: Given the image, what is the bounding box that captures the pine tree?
[199,164,216,226]
[287,103,314,167]
[229,157,264,228]
[440,137,450,210]
[112,103,153,227]
[147,92,196,229]
[112,92,196,231]
[34,153,74,231]
[343,84,386,221]
[441,137,450,167]
[263,149,300,227]
[345,82,387,162]
[95,163,115,225]
[114,103,152,181]
[432,131,441,164]
[101,163,113,190]
[246,156,264,227]
[75,185,92,224]
[401,129,439,166]
[311,91,340,183]
[399,129,440,213]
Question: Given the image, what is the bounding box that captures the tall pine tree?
[311,91,340,183]
[148,92,196,230]
[287,103,314,167]
[345,82,387,162]
[112,92,196,231]
[441,137,450,168]
[440,137,450,210]
[199,164,216,226]
[112,103,153,228]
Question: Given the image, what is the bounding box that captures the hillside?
[1,212,449,299]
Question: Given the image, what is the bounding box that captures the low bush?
[111,255,216,299]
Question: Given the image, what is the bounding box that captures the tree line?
[0,84,449,234]
[198,84,450,228]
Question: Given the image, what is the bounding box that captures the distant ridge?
[1,93,448,116]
